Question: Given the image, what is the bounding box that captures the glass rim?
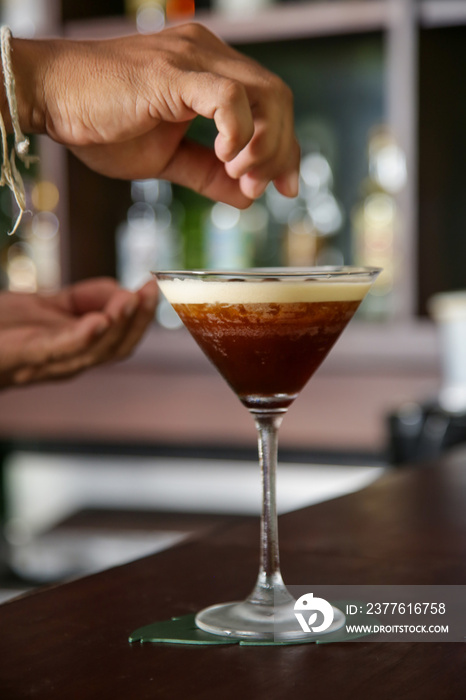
[153,266,381,282]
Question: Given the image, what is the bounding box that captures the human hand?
[0,277,158,388]
[11,24,299,207]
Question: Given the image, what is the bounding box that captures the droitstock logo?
[294,592,334,633]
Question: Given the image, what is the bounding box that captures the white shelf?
[62,1,466,41]
[188,2,390,44]
[65,1,390,42]
[420,0,466,28]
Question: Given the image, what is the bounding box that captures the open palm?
[0,278,158,388]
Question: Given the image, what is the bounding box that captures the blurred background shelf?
[0,323,440,453]
[64,2,392,42]
[420,0,466,27]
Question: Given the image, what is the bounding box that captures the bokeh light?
[31,181,59,212]
[136,2,165,33]
[166,0,195,21]
[7,243,37,292]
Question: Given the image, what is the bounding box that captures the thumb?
[161,138,253,208]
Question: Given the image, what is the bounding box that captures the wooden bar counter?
[1,446,465,699]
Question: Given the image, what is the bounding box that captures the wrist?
[2,37,48,134]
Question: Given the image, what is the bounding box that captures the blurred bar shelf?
[64,2,391,42]
[63,1,466,44]
[420,0,466,27]
[0,324,440,456]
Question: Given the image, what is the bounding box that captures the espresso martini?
[154,268,379,640]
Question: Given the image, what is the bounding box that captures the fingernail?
[143,296,157,313]
[244,179,268,200]
[253,181,268,198]
[123,299,138,318]
[284,170,300,197]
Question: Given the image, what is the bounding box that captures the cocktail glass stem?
[246,410,294,608]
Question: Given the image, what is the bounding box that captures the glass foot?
[195,599,345,641]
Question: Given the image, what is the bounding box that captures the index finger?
[178,70,255,163]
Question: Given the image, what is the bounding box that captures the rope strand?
[0,26,38,235]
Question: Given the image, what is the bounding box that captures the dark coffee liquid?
[173,300,360,410]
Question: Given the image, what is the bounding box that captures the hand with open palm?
[0,278,158,388]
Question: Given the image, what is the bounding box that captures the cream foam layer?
[158,277,372,304]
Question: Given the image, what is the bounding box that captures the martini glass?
[154,267,379,641]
